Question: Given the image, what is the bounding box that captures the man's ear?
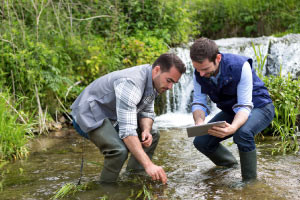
[216,54,222,63]
[153,65,161,75]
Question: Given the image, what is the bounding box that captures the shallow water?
[1,128,300,200]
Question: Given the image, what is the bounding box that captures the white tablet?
[186,121,226,137]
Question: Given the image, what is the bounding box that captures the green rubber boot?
[239,149,257,182]
[206,144,238,167]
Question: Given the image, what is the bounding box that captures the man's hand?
[141,131,152,148]
[208,111,249,138]
[208,122,236,138]
[144,163,167,184]
[123,135,167,184]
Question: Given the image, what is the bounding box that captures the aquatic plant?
[51,183,89,200]
[131,184,152,200]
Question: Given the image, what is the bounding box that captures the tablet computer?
[186,121,226,137]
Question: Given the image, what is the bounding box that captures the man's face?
[192,54,221,78]
[152,66,182,94]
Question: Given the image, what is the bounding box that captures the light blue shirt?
[192,61,254,116]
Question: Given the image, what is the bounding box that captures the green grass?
[51,183,89,200]
[0,91,32,161]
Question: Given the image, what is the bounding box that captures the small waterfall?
[154,34,300,129]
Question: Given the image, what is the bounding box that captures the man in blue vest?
[71,53,185,184]
[190,38,274,183]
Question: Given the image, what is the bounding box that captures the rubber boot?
[206,144,238,167]
[239,149,257,182]
[126,130,160,172]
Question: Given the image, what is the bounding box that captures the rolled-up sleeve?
[233,61,254,116]
[192,73,210,116]
[114,78,142,139]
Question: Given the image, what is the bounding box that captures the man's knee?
[103,147,128,162]
[233,128,255,152]
[193,136,207,153]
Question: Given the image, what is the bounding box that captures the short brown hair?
[190,37,219,63]
[152,53,186,74]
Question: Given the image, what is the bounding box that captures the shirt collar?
[145,64,158,97]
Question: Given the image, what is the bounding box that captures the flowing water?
[1,35,300,199]
[1,128,300,199]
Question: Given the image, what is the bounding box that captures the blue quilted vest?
[194,53,272,115]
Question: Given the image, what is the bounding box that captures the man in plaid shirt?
[71,53,186,184]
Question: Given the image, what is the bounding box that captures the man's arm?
[193,109,206,125]
[139,117,154,147]
[123,136,167,184]
[114,78,167,184]
[192,72,209,125]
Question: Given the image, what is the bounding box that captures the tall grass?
[252,44,300,154]
[264,72,300,154]
[0,90,32,161]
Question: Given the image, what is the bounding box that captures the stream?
[1,126,300,199]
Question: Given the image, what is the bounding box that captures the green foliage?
[78,34,168,85]
[253,45,300,154]
[121,33,168,68]
[0,0,192,124]
[0,90,32,161]
[118,0,195,45]
[193,0,300,38]
[263,73,300,154]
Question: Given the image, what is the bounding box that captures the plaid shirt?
[114,78,157,139]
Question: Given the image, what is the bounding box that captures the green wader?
[88,118,160,183]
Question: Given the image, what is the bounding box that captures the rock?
[59,116,66,123]
[52,122,62,130]
[214,34,300,78]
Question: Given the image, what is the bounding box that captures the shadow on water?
[1,128,300,199]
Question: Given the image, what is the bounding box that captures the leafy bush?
[193,0,300,38]
[0,0,192,122]
[121,33,168,68]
